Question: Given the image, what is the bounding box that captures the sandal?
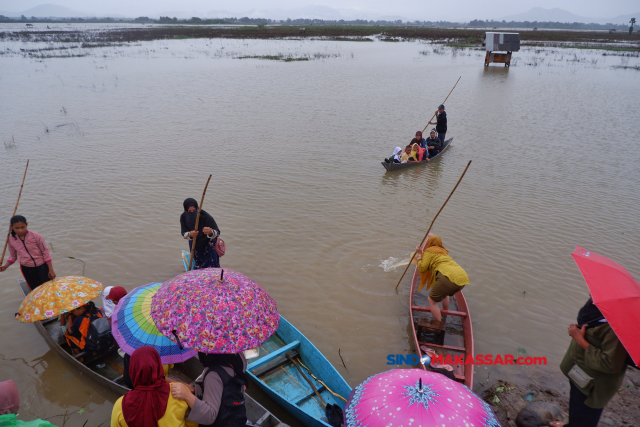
[549,422,564,427]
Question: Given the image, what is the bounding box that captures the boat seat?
[247,340,301,371]
[412,305,467,318]
[418,341,465,353]
[292,384,327,406]
[252,350,301,378]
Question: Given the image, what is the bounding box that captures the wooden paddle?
[187,174,213,271]
[0,160,29,265]
[422,76,461,134]
[395,160,472,290]
[286,354,326,407]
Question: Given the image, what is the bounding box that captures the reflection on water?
[0,29,639,423]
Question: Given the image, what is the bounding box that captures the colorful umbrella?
[571,246,640,365]
[344,369,499,427]
[150,268,279,354]
[17,276,103,323]
[112,283,197,365]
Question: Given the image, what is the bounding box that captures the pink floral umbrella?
[150,268,279,354]
[344,369,499,427]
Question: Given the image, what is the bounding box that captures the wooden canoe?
[381,138,453,171]
[408,242,474,388]
[17,279,287,427]
[245,316,352,427]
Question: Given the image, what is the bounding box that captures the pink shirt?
[7,230,52,267]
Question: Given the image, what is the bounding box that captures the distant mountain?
[498,7,638,25]
[18,3,89,18]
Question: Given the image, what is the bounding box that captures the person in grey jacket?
[424,129,441,158]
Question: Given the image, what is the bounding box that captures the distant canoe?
[381,138,453,171]
[17,278,287,427]
[246,316,352,427]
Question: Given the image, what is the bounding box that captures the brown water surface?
[1,26,639,424]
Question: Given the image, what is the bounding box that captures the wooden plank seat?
[293,384,327,406]
[418,341,466,353]
[252,350,301,378]
[248,340,301,371]
[411,305,467,318]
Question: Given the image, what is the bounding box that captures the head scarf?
[181,198,217,252]
[107,286,128,305]
[0,380,19,415]
[122,346,170,427]
[198,352,247,385]
[102,286,116,318]
[425,235,448,254]
[392,147,402,162]
[577,297,607,329]
[415,131,422,137]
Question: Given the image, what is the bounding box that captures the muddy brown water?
[1,24,639,425]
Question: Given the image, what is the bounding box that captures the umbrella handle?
[172,330,184,350]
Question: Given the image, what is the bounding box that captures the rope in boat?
[296,358,348,403]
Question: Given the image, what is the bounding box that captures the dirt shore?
[483,368,640,426]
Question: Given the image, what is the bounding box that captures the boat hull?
[247,315,352,427]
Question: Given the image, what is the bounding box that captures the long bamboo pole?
[395,160,472,290]
[187,174,212,271]
[422,76,461,134]
[0,160,29,265]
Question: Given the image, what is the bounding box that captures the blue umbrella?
[112,282,197,364]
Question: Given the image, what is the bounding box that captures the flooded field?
[0,24,639,425]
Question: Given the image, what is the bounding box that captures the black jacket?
[425,136,441,150]
[436,111,447,133]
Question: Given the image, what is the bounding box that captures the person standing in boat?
[0,215,56,290]
[180,198,221,269]
[414,235,469,323]
[425,129,441,159]
[428,104,447,148]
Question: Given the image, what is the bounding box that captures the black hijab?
[180,198,219,252]
[198,352,247,384]
[577,297,606,329]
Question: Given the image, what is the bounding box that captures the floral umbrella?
[344,369,499,427]
[17,276,103,323]
[112,283,197,365]
[150,268,279,354]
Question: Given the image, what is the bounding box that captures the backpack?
[196,365,247,427]
[85,316,113,352]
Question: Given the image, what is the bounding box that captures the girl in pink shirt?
[0,215,56,290]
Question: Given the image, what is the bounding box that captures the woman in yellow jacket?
[415,235,469,322]
[111,346,197,427]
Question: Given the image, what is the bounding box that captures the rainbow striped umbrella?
[112,283,196,365]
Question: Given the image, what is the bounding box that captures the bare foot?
[549,422,564,427]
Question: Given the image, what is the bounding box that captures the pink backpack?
[215,238,226,257]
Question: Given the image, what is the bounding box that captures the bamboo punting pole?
[422,76,461,134]
[187,174,212,271]
[1,160,29,265]
[395,160,472,290]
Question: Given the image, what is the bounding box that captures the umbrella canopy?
[344,369,499,427]
[571,246,640,365]
[17,276,103,323]
[112,283,197,365]
[150,268,279,354]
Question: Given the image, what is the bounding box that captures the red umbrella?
[571,246,640,365]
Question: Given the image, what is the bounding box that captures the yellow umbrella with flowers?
[16,276,103,322]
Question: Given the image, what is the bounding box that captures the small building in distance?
[484,32,520,67]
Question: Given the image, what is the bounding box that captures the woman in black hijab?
[180,198,221,269]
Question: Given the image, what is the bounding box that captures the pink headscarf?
[0,380,20,415]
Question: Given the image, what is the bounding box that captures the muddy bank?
[1,26,639,47]
[483,368,640,426]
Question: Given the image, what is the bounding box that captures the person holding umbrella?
[550,297,628,427]
[550,246,640,427]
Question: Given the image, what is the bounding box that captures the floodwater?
[1,24,639,425]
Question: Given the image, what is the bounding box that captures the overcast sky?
[0,0,637,21]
